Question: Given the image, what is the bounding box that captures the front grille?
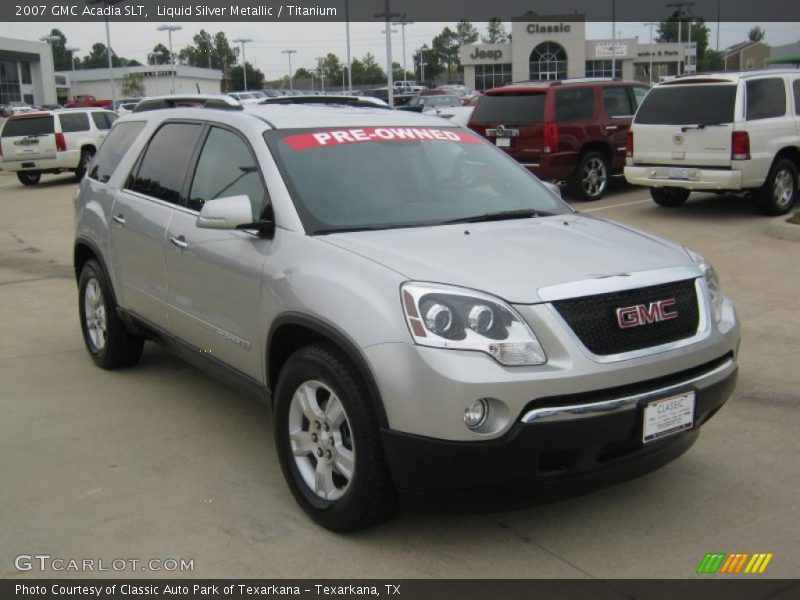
[552,279,700,356]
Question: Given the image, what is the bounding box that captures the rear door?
[632,82,737,168]
[90,110,118,141]
[58,111,91,154]
[0,114,56,162]
[469,91,546,167]
[601,85,636,169]
[110,121,205,327]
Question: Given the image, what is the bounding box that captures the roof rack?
[133,95,243,113]
[258,95,390,109]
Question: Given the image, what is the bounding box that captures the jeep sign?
[469,48,503,60]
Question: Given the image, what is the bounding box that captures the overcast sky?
[1,20,797,80]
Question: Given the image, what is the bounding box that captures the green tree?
[748,26,766,42]
[44,29,73,71]
[432,27,460,80]
[657,13,710,65]
[482,18,509,44]
[294,67,313,79]
[413,44,443,82]
[319,53,343,85]
[456,20,480,46]
[78,42,139,69]
[149,43,171,65]
[698,49,724,72]
[119,73,145,97]
[229,62,265,91]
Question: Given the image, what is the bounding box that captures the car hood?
[318,214,693,304]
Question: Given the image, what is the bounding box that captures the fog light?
[464,398,488,430]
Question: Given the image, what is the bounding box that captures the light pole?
[345,0,352,93]
[148,53,160,95]
[157,24,182,94]
[611,0,616,80]
[375,2,402,107]
[86,0,123,105]
[643,22,656,83]
[666,2,695,76]
[381,29,398,85]
[281,49,297,90]
[232,38,253,90]
[418,45,429,83]
[392,20,414,83]
[39,35,60,104]
[315,56,326,91]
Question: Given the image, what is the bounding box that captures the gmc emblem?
[616,299,678,329]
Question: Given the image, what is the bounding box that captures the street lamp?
[281,49,297,90]
[157,24,182,94]
[315,56,327,91]
[666,1,695,76]
[344,0,353,93]
[232,38,253,91]
[643,22,656,83]
[375,2,402,108]
[86,0,124,105]
[392,21,414,84]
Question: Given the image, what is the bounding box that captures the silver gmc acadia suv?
[73,95,740,531]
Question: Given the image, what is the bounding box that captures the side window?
[128,122,204,205]
[793,80,800,115]
[631,86,649,110]
[602,86,634,117]
[746,78,786,120]
[91,112,117,130]
[88,121,146,183]
[188,127,267,219]
[59,112,90,133]
[555,88,595,122]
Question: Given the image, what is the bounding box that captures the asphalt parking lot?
[1,171,798,579]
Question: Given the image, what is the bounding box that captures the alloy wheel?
[83,278,107,351]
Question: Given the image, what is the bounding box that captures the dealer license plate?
[495,137,511,147]
[643,391,695,444]
[668,167,697,181]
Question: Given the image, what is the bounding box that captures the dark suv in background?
[468,79,649,200]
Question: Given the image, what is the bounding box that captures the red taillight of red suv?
[55,132,67,152]
[731,131,750,160]
[543,122,558,154]
[626,131,633,158]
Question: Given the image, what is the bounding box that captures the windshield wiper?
[442,208,553,225]
[680,122,727,131]
[313,223,428,235]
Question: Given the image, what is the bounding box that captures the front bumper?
[382,355,737,511]
[624,165,742,191]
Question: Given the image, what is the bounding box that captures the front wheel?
[568,151,610,201]
[756,158,797,216]
[274,344,397,532]
[650,187,690,207]
[17,171,41,186]
[78,259,144,369]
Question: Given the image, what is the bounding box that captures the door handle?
[169,235,188,249]
[605,125,619,131]
[112,214,125,225]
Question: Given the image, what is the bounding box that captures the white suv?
[0,108,118,185]
[625,70,800,215]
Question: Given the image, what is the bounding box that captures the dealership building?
[0,37,58,106]
[460,15,697,91]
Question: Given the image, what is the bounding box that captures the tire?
[274,343,398,532]
[568,151,610,201]
[78,259,144,369]
[756,158,798,216]
[17,172,41,186]
[74,148,95,181]
[650,187,690,207]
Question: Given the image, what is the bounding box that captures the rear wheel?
[17,172,41,186]
[74,148,95,181]
[274,344,398,532]
[650,187,690,207]
[756,158,797,216]
[78,259,144,369]
[568,151,610,201]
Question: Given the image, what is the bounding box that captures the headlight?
[400,282,547,366]
[689,250,724,321]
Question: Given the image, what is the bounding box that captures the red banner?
[283,127,482,151]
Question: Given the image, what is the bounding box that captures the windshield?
[635,84,737,125]
[266,126,569,234]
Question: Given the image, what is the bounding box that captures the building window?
[0,60,22,105]
[585,60,622,79]
[745,58,755,70]
[474,63,512,91]
[20,61,32,84]
[529,42,567,81]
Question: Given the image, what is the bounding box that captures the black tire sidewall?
[650,186,690,207]
[78,260,112,363]
[17,172,41,185]
[75,149,94,181]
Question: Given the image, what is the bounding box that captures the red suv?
[468,79,649,200]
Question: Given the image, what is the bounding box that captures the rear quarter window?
[472,93,546,123]
[88,121,146,183]
[746,78,786,120]
[555,88,595,122]
[1,116,54,137]
[59,112,90,133]
[635,85,737,125]
[794,80,800,115]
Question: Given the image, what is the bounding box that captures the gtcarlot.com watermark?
[14,554,194,573]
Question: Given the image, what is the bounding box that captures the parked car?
[3,101,34,117]
[468,78,649,200]
[72,94,739,531]
[397,94,462,113]
[625,70,800,215]
[64,95,113,108]
[113,98,144,114]
[0,108,117,185]
[226,92,260,104]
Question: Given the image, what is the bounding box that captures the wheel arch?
[579,141,613,164]
[772,147,800,170]
[73,238,118,305]
[267,313,389,428]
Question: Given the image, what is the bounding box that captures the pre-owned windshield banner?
[283,127,482,151]
[3,0,797,22]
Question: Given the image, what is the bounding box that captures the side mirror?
[196,194,274,235]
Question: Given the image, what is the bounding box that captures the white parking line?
[580,198,652,212]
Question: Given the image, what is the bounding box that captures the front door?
[601,85,636,170]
